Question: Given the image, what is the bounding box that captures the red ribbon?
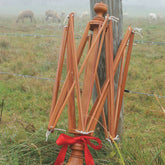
[54,133,102,165]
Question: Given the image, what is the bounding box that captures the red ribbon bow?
[54,133,102,165]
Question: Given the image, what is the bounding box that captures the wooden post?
[90,0,124,137]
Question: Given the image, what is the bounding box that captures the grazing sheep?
[16,10,34,23]
[134,27,142,33]
[148,13,157,22]
[123,12,128,17]
[45,10,61,22]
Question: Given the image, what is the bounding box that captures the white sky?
[0,0,164,16]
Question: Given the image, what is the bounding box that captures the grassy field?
[0,16,165,165]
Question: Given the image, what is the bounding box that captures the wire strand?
[0,71,164,98]
[0,33,165,44]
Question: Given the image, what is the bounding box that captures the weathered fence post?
[90,0,124,137]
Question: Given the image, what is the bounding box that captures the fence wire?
[0,32,164,99]
[0,33,165,45]
[0,33,81,39]
[0,71,164,99]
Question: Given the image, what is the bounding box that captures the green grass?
[0,16,165,164]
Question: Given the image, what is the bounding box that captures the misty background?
[0,0,165,17]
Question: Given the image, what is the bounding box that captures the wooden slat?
[52,80,75,129]
[49,26,68,117]
[107,20,115,138]
[86,80,109,131]
[77,22,90,64]
[95,74,108,137]
[67,27,76,132]
[114,48,126,128]
[81,27,99,127]
[115,32,134,134]
[87,34,92,53]
[113,26,132,74]
[48,72,71,129]
[69,15,84,130]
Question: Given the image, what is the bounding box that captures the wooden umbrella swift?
[47,2,134,164]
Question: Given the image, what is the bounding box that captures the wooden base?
[66,143,84,165]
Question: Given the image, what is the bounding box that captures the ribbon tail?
[54,145,68,165]
[84,144,95,165]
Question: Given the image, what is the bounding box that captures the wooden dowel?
[81,27,99,128]
[95,74,108,137]
[105,26,111,134]
[108,20,115,138]
[48,73,71,128]
[86,80,109,132]
[86,75,107,130]
[77,22,90,64]
[67,30,76,132]
[69,15,84,130]
[87,34,92,53]
[114,48,126,127]
[52,81,75,129]
[113,26,132,74]
[115,32,134,134]
[49,27,68,117]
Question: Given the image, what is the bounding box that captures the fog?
[0,0,165,17]
[123,0,165,16]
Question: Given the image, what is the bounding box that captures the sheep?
[148,13,157,22]
[134,27,142,33]
[123,12,128,17]
[45,10,61,23]
[16,10,34,23]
